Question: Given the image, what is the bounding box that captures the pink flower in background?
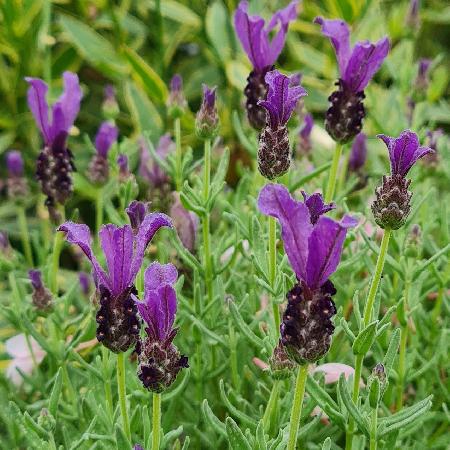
[6,334,46,385]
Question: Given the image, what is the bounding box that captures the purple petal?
[305,215,357,289]
[378,130,434,177]
[95,122,119,157]
[170,192,199,253]
[28,270,43,290]
[99,224,134,297]
[289,72,303,87]
[117,154,128,175]
[79,272,91,295]
[258,184,312,281]
[344,37,389,92]
[130,213,173,282]
[314,17,351,76]
[170,74,183,93]
[300,113,314,140]
[144,262,178,291]
[126,201,147,231]
[25,77,51,145]
[57,72,83,132]
[57,222,110,290]
[6,151,24,177]
[348,132,367,172]
[301,191,335,224]
[202,84,217,109]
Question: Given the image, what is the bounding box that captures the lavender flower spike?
[235,1,298,129]
[314,17,389,143]
[257,70,307,179]
[167,74,187,119]
[134,262,188,392]
[57,209,173,353]
[258,184,357,364]
[26,72,82,216]
[6,151,28,199]
[88,122,119,184]
[28,270,53,311]
[372,130,433,230]
[196,84,219,139]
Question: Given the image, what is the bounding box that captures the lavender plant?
[0,2,448,450]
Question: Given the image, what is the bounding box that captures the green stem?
[102,346,113,420]
[287,364,309,450]
[152,393,161,450]
[17,206,33,266]
[325,143,343,203]
[337,147,350,196]
[362,229,391,326]
[268,216,280,335]
[202,139,213,304]
[262,380,280,433]
[396,325,408,410]
[96,188,104,235]
[61,362,76,405]
[370,408,378,450]
[345,354,364,450]
[175,118,182,191]
[50,231,65,295]
[117,353,131,442]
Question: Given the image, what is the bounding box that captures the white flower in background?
[6,334,46,385]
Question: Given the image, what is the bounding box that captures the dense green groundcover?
[0,1,449,449]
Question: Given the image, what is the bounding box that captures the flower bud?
[404,224,421,258]
[6,151,29,200]
[367,363,387,407]
[102,85,120,120]
[37,408,56,432]
[269,340,296,379]
[29,270,53,312]
[195,84,219,139]
[167,74,187,119]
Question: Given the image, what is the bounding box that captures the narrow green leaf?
[352,321,378,355]
[48,368,63,418]
[202,399,227,438]
[229,300,264,348]
[225,417,252,450]
[115,423,132,449]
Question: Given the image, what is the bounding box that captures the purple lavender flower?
[26,72,82,217]
[170,192,199,253]
[257,70,307,179]
[28,270,53,311]
[167,74,187,118]
[297,113,314,156]
[235,1,298,129]
[258,184,357,364]
[348,132,367,173]
[301,191,335,225]
[88,122,119,184]
[6,151,28,199]
[314,17,389,143]
[196,84,219,139]
[57,209,172,353]
[372,130,433,230]
[133,262,188,392]
[415,58,432,92]
[79,272,91,296]
[117,154,130,180]
[406,0,420,28]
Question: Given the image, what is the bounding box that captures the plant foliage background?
[0,0,449,449]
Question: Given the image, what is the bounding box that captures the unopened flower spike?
[258,184,357,364]
[314,17,389,143]
[371,130,433,230]
[196,84,219,139]
[57,208,172,353]
[6,151,29,199]
[26,72,82,221]
[29,270,53,311]
[102,84,119,120]
[234,1,298,129]
[257,70,307,179]
[167,74,187,119]
[117,154,130,181]
[133,262,188,392]
[88,122,118,184]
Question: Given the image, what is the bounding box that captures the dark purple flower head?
[28,270,43,290]
[314,17,389,93]
[79,272,91,296]
[139,134,174,187]
[6,151,24,177]
[378,130,433,177]
[258,184,356,289]
[348,132,367,172]
[301,191,335,225]
[126,200,148,231]
[259,70,307,128]
[58,213,172,298]
[234,1,298,72]
[134,262,178,341]
[170,192,199,253]
[26,72,82,148]
[95,122,119,158]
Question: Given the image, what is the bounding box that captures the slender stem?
[61,362,76,405]
[202,139,213,304]
[287,364,309,450]
[268,216,280,334]
[362,229,391,326]
[337,147,350,196]
[396,325,408,410]
[117,353,131,442]
[175,118,182,191]
[50,231,65,295]
[325,143,343,203]
[262,380,280,433]
[152,393,162,450]
[370,407,378,450]
[102,346,113,420]
[25,333,38,369]
[96,188,104,235]
[347,228,391,449]
[17,206,33,266]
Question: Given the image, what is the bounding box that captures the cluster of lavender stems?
[5,2,443,449]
